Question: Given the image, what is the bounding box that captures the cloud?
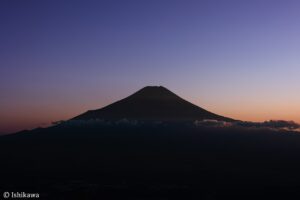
[194,119,232,127]
[194,119,300,131]
[53,118,140,127]
[53,118,300,132]
[236,120,300,130]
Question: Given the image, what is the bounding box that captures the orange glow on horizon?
[1,98,299,134]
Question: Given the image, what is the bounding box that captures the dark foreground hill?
[1,122,300,200]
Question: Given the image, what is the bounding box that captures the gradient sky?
[1,0,300,134]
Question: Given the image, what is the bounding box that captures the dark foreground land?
[1,122,300,199]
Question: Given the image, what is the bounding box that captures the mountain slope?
[73,86,234,121]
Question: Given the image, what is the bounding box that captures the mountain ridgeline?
[73,86,234,122]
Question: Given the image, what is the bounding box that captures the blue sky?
[1,0,300,133]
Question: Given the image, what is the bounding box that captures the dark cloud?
[194,119,232,127]
[235,120,300,130]
[54,119,300,132]
[194,119,300,131]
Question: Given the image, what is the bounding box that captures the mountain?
[3,87,300,200]
[73,86,234,122]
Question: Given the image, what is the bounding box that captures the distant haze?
[1,0,300,133]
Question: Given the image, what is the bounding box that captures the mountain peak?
[129,86,179,100]
[136,86,171,93]
[141,85,165,89]
[73,86,234,122]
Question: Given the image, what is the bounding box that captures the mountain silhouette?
[73,86,234,121]
[3,87,300,200]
